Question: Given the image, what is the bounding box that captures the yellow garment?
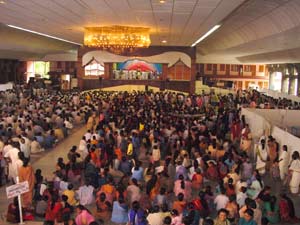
[139,123,145,131]
[127,143,133,156]
[63,189,77,206]
[54,128,64,141]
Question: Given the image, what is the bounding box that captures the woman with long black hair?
[247,171,264,199]
[173,174,192,201]
[263,195,279,224]
[146,174,160,201]
[45,193,62,223]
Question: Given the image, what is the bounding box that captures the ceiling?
[1,0,300,64]
[196,0,300,64]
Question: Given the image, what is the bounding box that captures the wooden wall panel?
[0,59,20,84]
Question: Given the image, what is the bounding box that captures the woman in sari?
[97,176,116,205]
[94,192,112,222]
[146,174,160,201]
[75,205,95,225]
[191,168,203,194]
[18,157,35,208]
[111,196,128,224]
[247,173,264,200]
[174,174,192,201]
[263,195,279,224]
[267,137,278,170]
[279,193,299,223]
[240,124,252,153]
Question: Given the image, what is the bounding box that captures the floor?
[0,125,299,225]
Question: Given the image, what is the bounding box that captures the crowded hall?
[2,1,300,225]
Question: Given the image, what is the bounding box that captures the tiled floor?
[0,125,300,225]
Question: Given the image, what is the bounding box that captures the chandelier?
[84,26,151,53]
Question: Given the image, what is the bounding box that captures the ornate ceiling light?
[84,25,151,53]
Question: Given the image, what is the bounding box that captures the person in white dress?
[278,145,289,181]
[78,136,88,161]
[4,145,22,183]
[255,139,268,175]
[289,151,300,194]
[76,181,94,206]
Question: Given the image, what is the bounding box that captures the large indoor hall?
[2,0,300,225]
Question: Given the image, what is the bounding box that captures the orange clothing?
[90,149,100,166]
[18,165,35,208]
[91,139,98,146]
[114,148,122,161]
[172,200,186,214]
[192,173,203,190]
[150,182,160,201]
[98,184,116,204]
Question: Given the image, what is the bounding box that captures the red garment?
[230,122,241,140]
[206,165,218,180]
[226,187,236,197]
[45,202,62,222]
[279,199,290,222]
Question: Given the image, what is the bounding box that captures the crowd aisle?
[0,88,300,225]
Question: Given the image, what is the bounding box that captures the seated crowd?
[1,88,300,225]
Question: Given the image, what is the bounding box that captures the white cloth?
[4,147,21,181]
[214,194,229,211]
[256,145,268,175]
[78,139,88,160]
[289,159,300,194]
[279,151,289,180]
[236,192,247,208]
[146,212,164,225]
[76,185,94,205]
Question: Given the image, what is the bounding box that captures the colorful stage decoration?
[113,59,162,80]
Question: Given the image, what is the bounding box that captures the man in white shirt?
[236,186,248,208]
[214,188,229,211]
[76,182,94,206]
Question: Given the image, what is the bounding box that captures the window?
[259,65,264,72]
[244,65,251,72]
[85,60,104,76]
[220,64,225,71]
[231,65,239,72]
[26,61,50,81]
[207,64,212,71]
[33,61,50,79]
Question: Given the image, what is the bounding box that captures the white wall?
[260,88,300,102]
[242,108,300,157]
